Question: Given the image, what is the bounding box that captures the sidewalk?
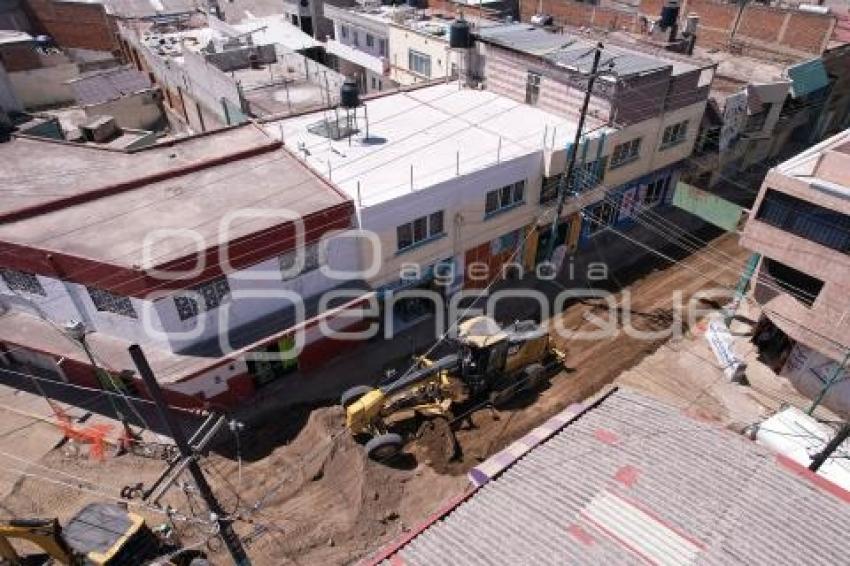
[616,301,838,430]
[0,381,172,496]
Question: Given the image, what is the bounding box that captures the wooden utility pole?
[544,42,605,263]
[129,345,252,566]
[809,422,850,473]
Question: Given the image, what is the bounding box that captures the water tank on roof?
[659,0,680,29]
[449,19,471,49]
[340,79,360,108]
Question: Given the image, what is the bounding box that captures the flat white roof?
[233,15,322,52]
[267,83,579,207]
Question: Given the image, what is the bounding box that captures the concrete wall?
[7,62,77,108]
[388,24,455,85]
[358,152,543,288]
[205,44,277,73]
[83,88,165,131]
[0,62,21,113]
[325,4,389,59]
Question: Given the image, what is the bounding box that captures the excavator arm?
[0,518,76,565]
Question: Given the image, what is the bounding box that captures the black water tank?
[659,0,680,28]
[340,79,360,108]
[449,19,471,49]
[406,0,420,8]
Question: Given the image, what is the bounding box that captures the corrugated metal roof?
[69,66,152,106]
[476,24,577,56]
[476,24,675,76]
[376,388,850,565]
[544,43,670,77]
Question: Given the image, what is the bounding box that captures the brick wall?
[25,0,118,52]
[0,42,41,72]
[635,0,834,56]
[520,0,638,32]
[782,12,834,54]
[737,5,785,43]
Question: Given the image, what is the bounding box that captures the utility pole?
[544,42,606,263]
[129,345,252,566]
[808,422,850,473]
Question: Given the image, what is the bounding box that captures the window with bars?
[397,211,445,252]
[88,287,137,318]
[485,181,525,216]
[610,138,642,168]
[173,276,231,322]
[756,189,850,253]
[660,121,688,148]
[0,268,46,296]
[586,201,618,235]
[643,175,670,205]
[280,242,321,281]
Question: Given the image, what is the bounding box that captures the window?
[525,72,541,106]
[756,189,850,253]
[491,230,520,255]
[280,242,321,281]
[0,268,45,296]
[379,38,387,56]
[366,34,374,48]
[485,181,525,216]
[408,49,431,78]
[643,176,669,205]
[661,120,688,148]
[173,276,231,322]
[586,201,618,235]
[340,25,348,39]
[352,30,359,46]
[88,287,137,318]
[397,211,445,252]
[610,138,642,168]
[762,258,824,307]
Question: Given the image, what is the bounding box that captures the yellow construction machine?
[341,316,564,460]
[0,503,207,566]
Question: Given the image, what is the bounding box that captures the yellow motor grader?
[340,316,565,460]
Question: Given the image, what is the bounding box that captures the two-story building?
[0,123,365,407]
[473,24,716,275]
[268,81,578,330]
[741,128,850,416]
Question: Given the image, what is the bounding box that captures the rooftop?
[67,66,153,106]
[776,127,850,191]
[477,23,703,76]
[376,387,850,565]
[268,83,582,208]
[231,14,322,52]
[0,124,349,271]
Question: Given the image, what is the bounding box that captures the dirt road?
[0,233,749,565]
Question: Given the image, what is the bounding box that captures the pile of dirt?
[215,407,465,565]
